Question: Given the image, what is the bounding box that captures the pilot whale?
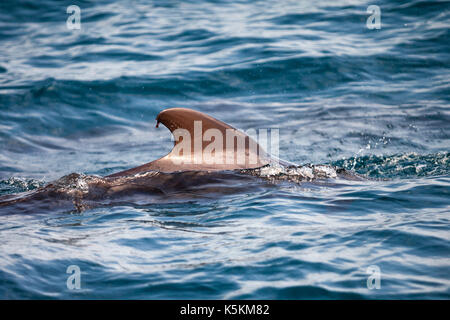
[0,108,362,214]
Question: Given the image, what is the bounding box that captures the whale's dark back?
[0,166,364,215]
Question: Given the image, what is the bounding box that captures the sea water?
[0,0,449,299]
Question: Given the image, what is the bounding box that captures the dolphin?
[0,108,363,214]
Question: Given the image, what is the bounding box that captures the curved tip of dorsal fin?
[155,108,235,135]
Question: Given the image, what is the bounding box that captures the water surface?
[0,0,449,299]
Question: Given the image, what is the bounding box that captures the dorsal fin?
[108,108,269,176]
[156,108,235,147]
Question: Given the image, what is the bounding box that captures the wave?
[332,152,450,178]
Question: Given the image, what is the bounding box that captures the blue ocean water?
[0,0,449,299]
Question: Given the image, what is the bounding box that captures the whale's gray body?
[0,108,364,214]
